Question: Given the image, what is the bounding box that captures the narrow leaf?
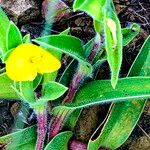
[44,131,72,150]
[3,48,14,62]
[65,77,150,109]
[33,74,43,90]
[64,109,81,130]
[31,81,68,109]
[122,23,140,46]
[128,35,150,76]
[0,126,36,150]
[104,2,123,88]
[19,81,35,103]
[88,36,150,149]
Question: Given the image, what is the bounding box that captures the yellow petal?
[6,44,61,81]
[6,55,37,81]
[36,50,61,74]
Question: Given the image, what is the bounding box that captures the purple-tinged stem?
[87,33,101,63]
[48,113,64,140]
[36,109,47,150]
[63,33,101,104]
[48,33,101,141]
[69,140,87,150]
[48,109,70,140]
[63,72,84,104]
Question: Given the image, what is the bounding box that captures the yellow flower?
[6,44,61,81]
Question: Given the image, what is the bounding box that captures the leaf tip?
[111,78,117,89]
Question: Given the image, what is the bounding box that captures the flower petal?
[6,55,37,81]
[36,50,61,74]
[6,44,61,81]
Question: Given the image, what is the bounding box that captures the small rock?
[0,0,41,25]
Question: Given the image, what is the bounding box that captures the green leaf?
[44,131,72,150]
[84,38,95,58]
[60,28,70,35]
[104,2,123,88]
[88,100,146,150]
[122,23,140,46]
[33,74,43,90]
[41,81,68,101]
[6,21,23,50]
[19,81,35,103]
[128,35,150,76]
[0,7,10,54]
[88,36,150,150]
[64,109,81,130]
[33,35,91,70]
[42,29,70,84]
[0,125,36,150]
[23,34,31,43]
[3,48,14,62]
[73,0,105,22]
[59,60,78,86]
[64,77,150,109]
[0,73,19,100]
[31,81,68,109]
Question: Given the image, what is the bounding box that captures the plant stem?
[48,108,70,140]
[36,106,47,150]
[87,33,101,63]
[63,70,85,104]
[48,111,63,140]
[48,33,102,140]
[63,33,101,104]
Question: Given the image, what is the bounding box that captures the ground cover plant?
[0,0,149,150]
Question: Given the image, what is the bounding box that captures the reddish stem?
[48,33,101,141]
[87,33,101,63]
[36,111,47,150]
[48,113,64,140]
[63,33,101,104]
[63,72,84,104]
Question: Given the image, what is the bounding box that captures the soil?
[0,0,150,149]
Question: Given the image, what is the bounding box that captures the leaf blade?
[0,7,10,54]
[88,36,150,149]
[33,35,91,70]
[6,21,23,50]
[0,125,36,150]
[65,77,150,109]
[44,131,72,150]
[0,73,20,100]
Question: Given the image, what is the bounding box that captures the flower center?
[30,55,43,63]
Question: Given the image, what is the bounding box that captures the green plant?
[0,0,149,150]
